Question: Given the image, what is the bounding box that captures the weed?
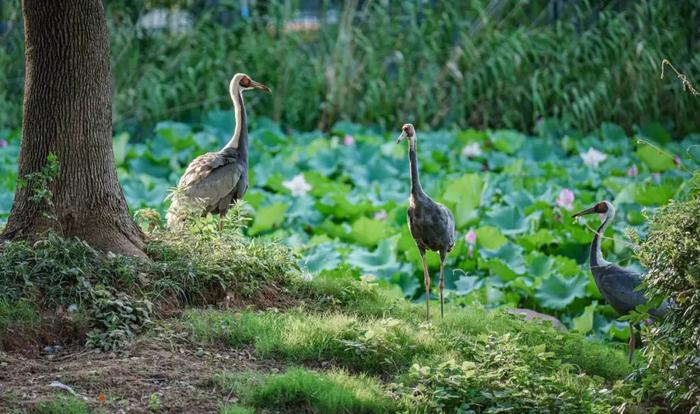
[147,392,161,412]
[16,152,60,230]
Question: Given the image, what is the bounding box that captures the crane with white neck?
[573,200,668,363]
[166,73,270,230]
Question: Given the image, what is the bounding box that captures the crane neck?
[407,138,424,196]
[590,208,614,269]
[223,86,248,158]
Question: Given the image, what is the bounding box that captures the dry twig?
[661,59,700,96]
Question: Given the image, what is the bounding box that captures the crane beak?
[572,206,597,219]
[250,79,271,93]
[396,131,407,144]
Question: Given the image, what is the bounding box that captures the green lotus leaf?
[635,145,675,172]
[249,203,288,235]
[474,226,508,250]
[535,274,588,310]
[442,173,484,227]
[572,301,597,334]
[350,216,395,248]
[489,130,526,154]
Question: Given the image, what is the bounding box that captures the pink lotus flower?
[556,188,575,210]
[343,134,355,146]
[464,230,477,258]
[627,164,638,177]
[0,139,7,148]
[465,229,477,245]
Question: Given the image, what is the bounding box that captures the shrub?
[635,182,700,412]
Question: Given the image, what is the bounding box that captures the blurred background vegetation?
[0,0,699,137]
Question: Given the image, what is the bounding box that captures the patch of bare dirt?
[0,334,283,413]
[222,282,298,310]
[1,311,88,355]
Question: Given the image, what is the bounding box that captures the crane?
[397,123,456,321]
[166,73,270,230]
[573,200,668,363]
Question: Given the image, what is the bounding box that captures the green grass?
[187,308,439,375]
[34,396,89,414]
[184,272,630,393]
[219,406,255,414]
[217,368,395,414]
[0,299,39,335]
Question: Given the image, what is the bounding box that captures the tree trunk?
[1,0,145,257]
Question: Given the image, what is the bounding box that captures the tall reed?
[0,0,697,136]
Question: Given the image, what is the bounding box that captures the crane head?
[230,73,271,94]
[396,123,416,144]
[572,200,614,220]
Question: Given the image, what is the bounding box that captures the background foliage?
[0,0,699,135]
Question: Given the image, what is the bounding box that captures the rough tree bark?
[1,0,145,257]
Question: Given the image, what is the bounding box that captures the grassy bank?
[0,227,637,413]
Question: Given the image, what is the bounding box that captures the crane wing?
[169,151,243,216]
[178,152,236,188]
[408,198,456,253]
[439,203,456,251]
[594,264,656,316]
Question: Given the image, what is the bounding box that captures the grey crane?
[573,200,668,363]
[166,73,270,230]
[397,123,456,321]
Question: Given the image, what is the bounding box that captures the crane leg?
[420,252,430,321]
[628,322,636,364]
[219,213,225,231]
[439,252,446,319]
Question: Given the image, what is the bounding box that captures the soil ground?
[0,331,281,413]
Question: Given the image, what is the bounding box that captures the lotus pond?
[1,117,698,342]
